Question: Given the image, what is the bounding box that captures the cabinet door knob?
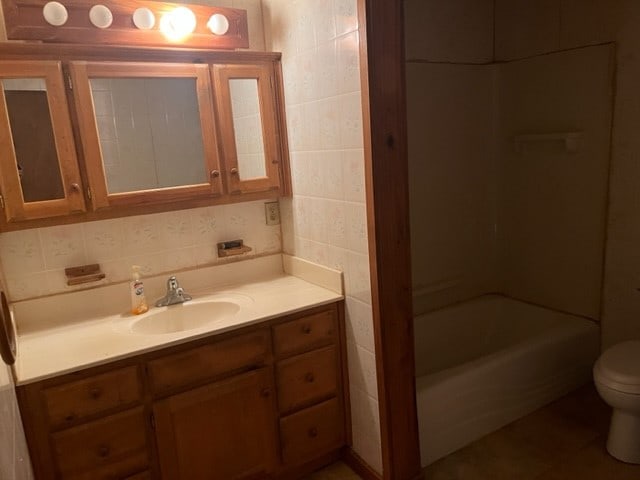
[210,170,220,178]
[64,414,75,422]
[70,183,80,193]
[302,325,312,334]
[260,387,271,398]
[304,372,315,383]
[97,445,110,458]
[89,387,102,399]
[230,167,239,175]
[308,427,318,438]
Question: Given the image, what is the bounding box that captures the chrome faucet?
[155,276,192,307]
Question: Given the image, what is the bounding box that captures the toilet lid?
[594,341,640,392]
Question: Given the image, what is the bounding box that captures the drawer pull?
[89,388,102,399]
[302,325,312,334]
[64,414,75,422]
[97,445,110,458]
[308,427,318,438]
[260,387,271,398]
[304,372,315,383]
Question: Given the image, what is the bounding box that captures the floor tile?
[424,384,640,480]
[303,461,362,479]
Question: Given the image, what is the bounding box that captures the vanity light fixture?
[207,13,229,36]
[132,7,155,30]
[42,1,68,26]
[89,4,113,29]
[160,6,197,41]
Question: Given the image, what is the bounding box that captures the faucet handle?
[167,276,179,291]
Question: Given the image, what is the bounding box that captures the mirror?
[2,78,65,202]
[89,77,208,194]
[229,78,267,180]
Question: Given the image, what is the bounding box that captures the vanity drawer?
[280,397,343,465]
[51,407,148,479]
[146,329,270,394]
[43,366,141,429]
[276,345,337,413]
[273,308,337,358]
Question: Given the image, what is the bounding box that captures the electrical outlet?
[264,201,280,226]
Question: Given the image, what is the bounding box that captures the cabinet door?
[69,62,223,210]
[0,61,85,222]
[212,63,283,194]
[153,368,277,480]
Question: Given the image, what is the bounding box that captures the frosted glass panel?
[90,77,207,194]
[229,79,267,180]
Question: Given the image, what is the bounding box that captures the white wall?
[0,363,33,480]
[497,45,614,320]
[405,0,498,315]
[407,64,498,315]
[494,0,640,348]
[404,0,494,63]
[262,0,382,472]
[407,1,615,326]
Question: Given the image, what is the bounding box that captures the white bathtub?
[414,294,599,466]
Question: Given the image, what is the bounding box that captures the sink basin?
[129,301,241,335]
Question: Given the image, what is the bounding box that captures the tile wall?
[0,364,33,480]
[262,0,382,472]
[0,200,281,301]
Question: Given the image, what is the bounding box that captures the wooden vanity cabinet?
[0,60,86,223]
[17,301,348,480]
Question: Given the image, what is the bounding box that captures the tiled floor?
[424,383,640,479]
[307,384,640,480]
[303,461,362,479]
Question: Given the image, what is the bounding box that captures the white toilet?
[593,340,640,464]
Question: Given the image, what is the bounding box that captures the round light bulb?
[43,1,68,26]
[207,13,229,36]
[160,7,197,41]
[133,7,155,30]
[89,4,113,29]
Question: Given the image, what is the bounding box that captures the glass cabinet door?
[212,64,282,194]
[69,62,222,210]
[0,61,85,222]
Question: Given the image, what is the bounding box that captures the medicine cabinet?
[0,44,291,231]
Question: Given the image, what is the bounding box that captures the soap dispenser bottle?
[130,266,148,315]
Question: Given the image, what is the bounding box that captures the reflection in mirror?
[90,77,207,194]
[229,79,266,180]
[3,78,65,202]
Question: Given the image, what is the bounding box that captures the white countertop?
[12,255,343,385]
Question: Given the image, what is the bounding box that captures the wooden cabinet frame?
[213,63,282,195]
[70,62,223,210]
[0,44,292,232]
[0,60,85,222]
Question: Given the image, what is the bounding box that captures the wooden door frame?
[357,1,422,480]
